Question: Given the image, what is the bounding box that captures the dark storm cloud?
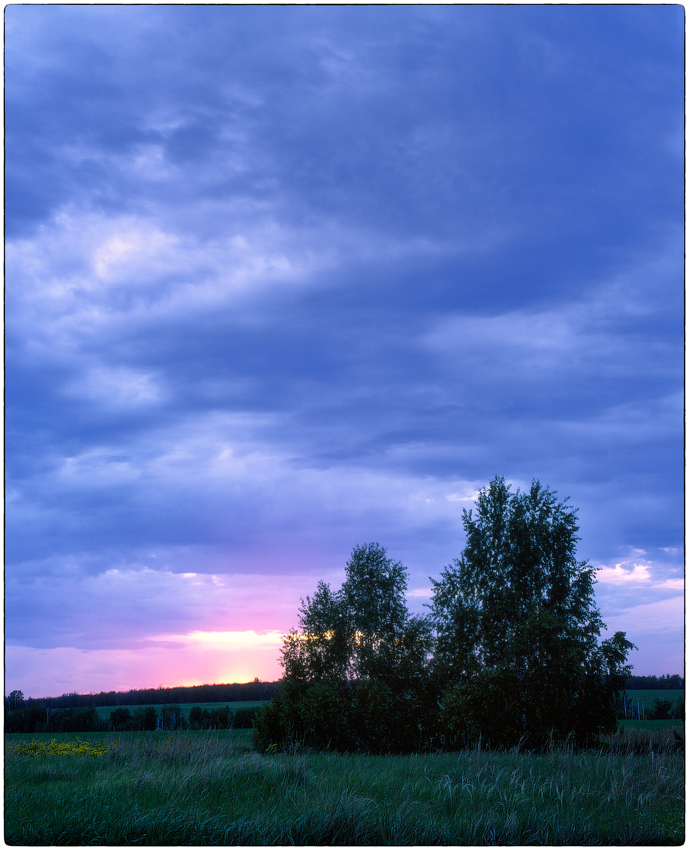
[5,5,683,679]
[7,6,682,242]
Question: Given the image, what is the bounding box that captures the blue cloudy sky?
[5,4,684,697]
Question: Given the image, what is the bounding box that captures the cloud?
[147,629,284,651]
[5,6,683,693]
[596,561,683,591]
[603,595,684,637]
[597,564,652,585]
[63,367,166,409]
[5,564,315,651]
[406,588,433,599]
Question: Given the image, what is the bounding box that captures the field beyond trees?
[4,728,684,845]
[90,700,265,721]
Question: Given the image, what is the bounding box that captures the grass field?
[5,728,684,845]
[623,689,684,711]
[92,700,266,720]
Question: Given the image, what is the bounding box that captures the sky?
[5,4,684,699]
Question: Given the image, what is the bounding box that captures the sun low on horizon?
[5,4,684,700]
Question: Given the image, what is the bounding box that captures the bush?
[651,698,673,720]
[110,707,133,731]
[252,695,287,753]
[231,707,261,729]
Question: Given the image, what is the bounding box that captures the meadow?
[626,689,684,706]
[621,690,684,715]
[5,727,684,845]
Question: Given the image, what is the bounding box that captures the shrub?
[651,697,673,720]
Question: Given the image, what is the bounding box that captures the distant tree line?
[253,478,641,755]
[625,674,684,690]
[5,680,277,711]
[4,699,263,734]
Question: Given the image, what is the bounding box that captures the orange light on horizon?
[6,631,285,698]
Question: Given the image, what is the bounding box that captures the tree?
[7,690,24,711]
[281,580,351,685]
[651,697,673,720]
[160,704,186,730]
[430,476,636,748]
[254,543,436,754]
[188,705,203,729]
[281,543,431,691]
[109,707,133,731]
[133,706,158,731]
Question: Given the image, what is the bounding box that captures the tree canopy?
[430,477,635,748]
[253,478,636,754]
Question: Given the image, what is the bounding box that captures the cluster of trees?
[253,477,637,754]
[4,703,102,735]
[188,705,260,730]
[4,700,262,734]
[649,698,684,721]
[8,680,277,710]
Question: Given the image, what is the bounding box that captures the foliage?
[188,704,262,730]
[4,702,101,735]
[110,707,134,731]
[133,706,159,731]
[6,690,24,711]
[280,543,432,692]
[651,697,674,720]
[6,737,110,757]
[159,704,186,730]
[430,476,635,748]
[626,673,684,690]
[259,479,638,753]
[259,542,437,753]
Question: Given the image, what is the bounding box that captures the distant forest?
[8,674,682,711]
[625,674,684,690]
[14,680,279,709]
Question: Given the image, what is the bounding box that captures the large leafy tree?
[255,543,435,753]
[281,542,432,690]
[430,476,635,747]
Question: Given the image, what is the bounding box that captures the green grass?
[5,728,684,845]
[92,700,266,720]
[624,690,684,711]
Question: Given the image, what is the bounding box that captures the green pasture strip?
[91,700,266,719]
[4,730,684,846]
[624,689,684,710]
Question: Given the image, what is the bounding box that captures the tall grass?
[5,729,684,845]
